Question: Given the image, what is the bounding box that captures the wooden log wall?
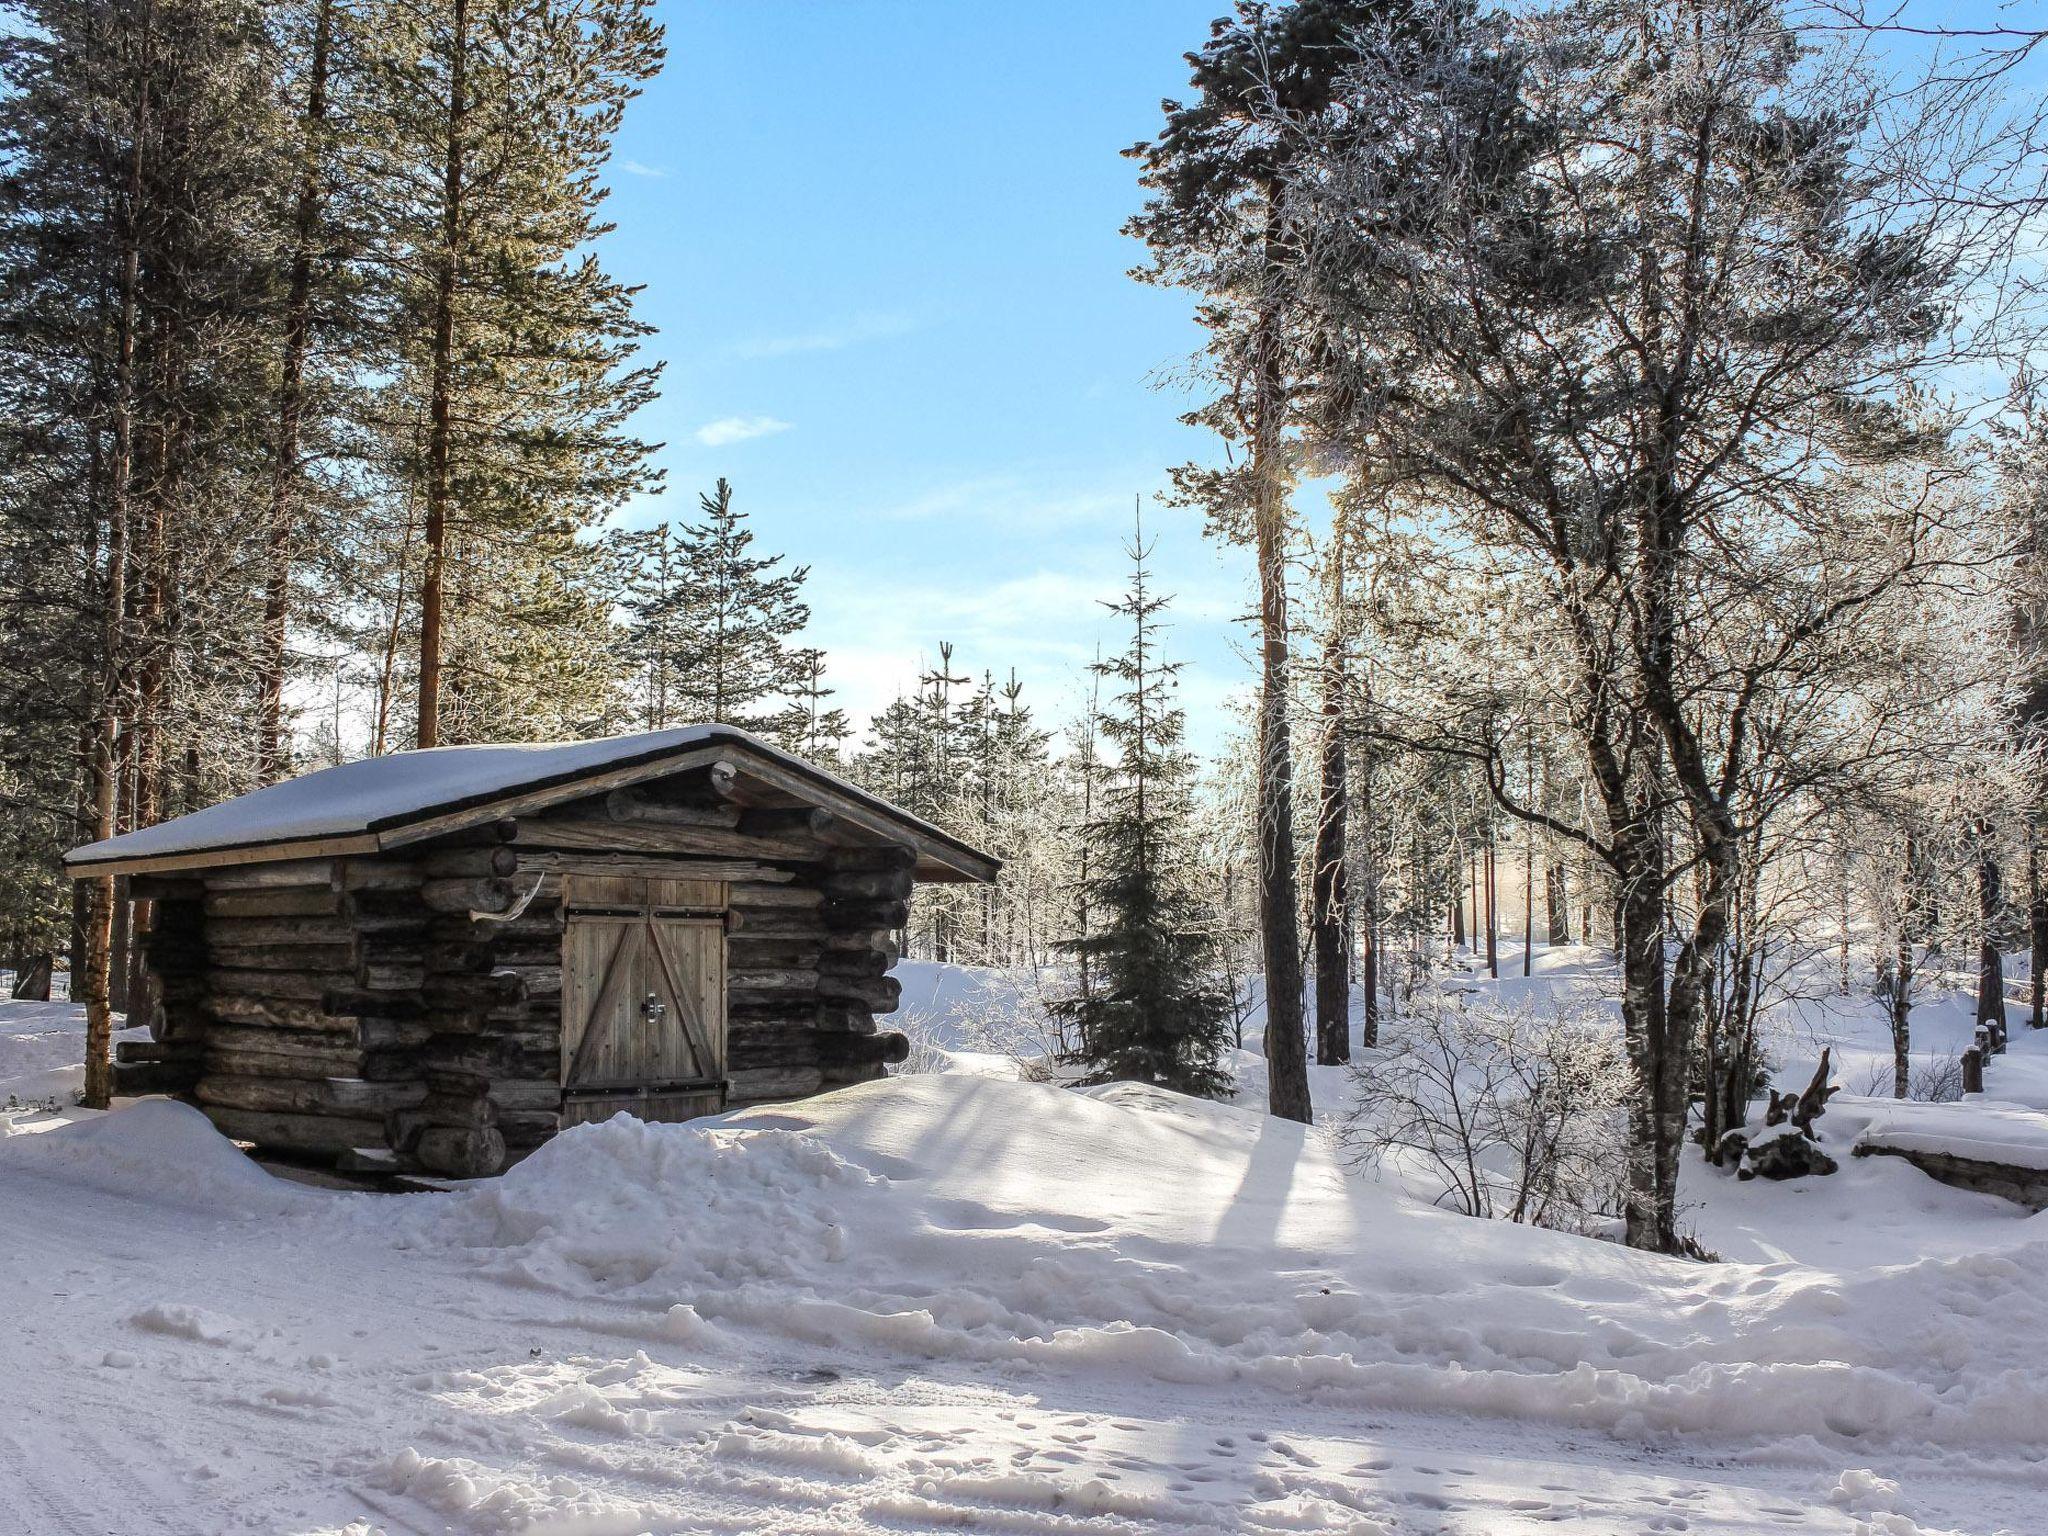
[109,763,928,1177]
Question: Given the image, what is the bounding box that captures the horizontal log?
[204,859,342,891]
[127,875,206,903]
[205,1042,364,1080]
[112,1060,202,1097]
[822,929,899,960]
[207,1020,355,1054]
[203,887,342,920]
[487,1079,566,1110]
[820,869,914,900]
[361,960,428,992]
[499,1110,562,1146]
[320,989,428,1022]
[733,991,819,1015]
[729,882,820,907]
[338,862,425,891]
[815,1002,878,1033]
[210,942,358,973]
[347,889,434,922]
[366,1044,556,1082]
[728,939,824,970]
[818,976,901,1013]
[514,853,789,884]
[202,1106,386,1155]
[414,1125,506,1178]
[703,759,741,803]
[819,1030,910,1068]
[115,1038,202,1064]
[739,807,837,838]
[212,968,354,1002]
[421,845,520,879]
[726,1065,824,1102]
[830,844,918,874]
[726,998,817,1028]
[197,1073,423,1116]
[727,1026,824,1070]
[820,898,908,931]
[423,969,528,1007]
[206,915,355,947]
[516,818,827,862]
[206,994,354,1032]
[422,940,562,973]
[421,877,514,914]
[606,787,742,828]
[817,948,890,979]
[357,1018,435,1051]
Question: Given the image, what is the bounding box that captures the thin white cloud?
[616,159,668,179]
[694,415,792,448]
[727,310,920,360]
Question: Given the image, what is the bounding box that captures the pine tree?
[1129,0,1393,1124]
[1056,520,1234,1098]
[653,478,811,731]
[781,646,852,761]
[357,0,665,747]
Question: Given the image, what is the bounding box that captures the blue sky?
[596,0,1262,751]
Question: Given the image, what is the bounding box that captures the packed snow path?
[3,1065,2043,1533]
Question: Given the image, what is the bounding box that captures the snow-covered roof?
[64,725,996,881]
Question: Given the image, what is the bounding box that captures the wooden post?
[1962,1045,1984,1096]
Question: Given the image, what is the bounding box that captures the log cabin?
[62,727,997,1178]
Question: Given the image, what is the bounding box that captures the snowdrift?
[385,1073,2048,1456]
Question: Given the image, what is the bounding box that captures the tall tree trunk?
[81,13,153,1108]
[1892,832,1919,1097]
[1484,833,1498,979]
[1312,529,1348,1066]
[1522,739,1534,976]
[1614,822,1675,1250]
[1250,278,1309,1123]
[417,0,468,750]
[1976,819,2007,1030]
[257,0,335,779]
[2029,822,2044,1030]
[1547,861,1570,944]
[1357,694,1379,1050]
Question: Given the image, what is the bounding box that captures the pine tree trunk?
[417,0,468,751]
[1312,536,1348,1066]
[1357,712,1379,1050]
[1522,741,1534,977]
[81,16,153,1108]
[257,0,335,780]
[1893,832,1918,1096]
[1484,834,1498,979]
[1546,861,1570,944]
[1976,820,2006,1030]
[2029,824,2044,1030]
[1250,290,1309,1124]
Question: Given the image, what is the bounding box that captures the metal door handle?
[642,993,666,1025]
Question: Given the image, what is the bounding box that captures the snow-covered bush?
[1851,1054,1963,1104]
[1342,992,1634,1232]
[892,967,1068,1080]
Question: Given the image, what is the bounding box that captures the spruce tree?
[653,478,811,731]
[781,646,852,760]
[1056,521,1234,1098]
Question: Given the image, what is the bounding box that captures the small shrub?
[1851,1054,1963,1104]
[1342,990,1635,1233]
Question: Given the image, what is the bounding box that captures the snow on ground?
[3,953,2047,1534]
[0,997,143,1128]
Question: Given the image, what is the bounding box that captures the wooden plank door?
[560,879,727,1127]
